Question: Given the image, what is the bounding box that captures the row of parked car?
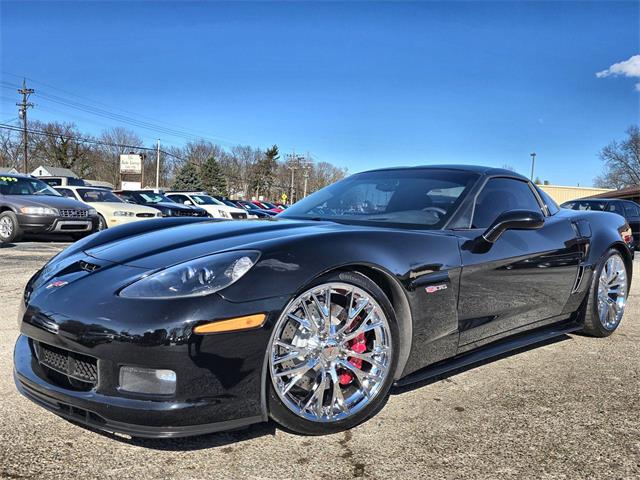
[0,173,287,244]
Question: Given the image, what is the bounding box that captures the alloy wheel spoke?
[328,367,347,417]
[273,350,308,366]
[344,350,386,370]
[287,312,316,334]
[275,357,319,379]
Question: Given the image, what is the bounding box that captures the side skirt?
[393,320,581,388]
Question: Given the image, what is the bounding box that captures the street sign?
[121,181,142,190]
[120,154,142,174]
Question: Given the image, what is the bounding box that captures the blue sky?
[1,1,638,186]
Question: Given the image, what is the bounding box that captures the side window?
[57,188,76,199]
[472,178,542,229]
[624,202,639,217]
[535,187,559,215]
[168,195,187,204]
[607,202,624,216]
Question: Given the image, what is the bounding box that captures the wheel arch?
[0,205,16,214]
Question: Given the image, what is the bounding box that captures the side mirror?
[184,200,193,206]
[482,209,545,243]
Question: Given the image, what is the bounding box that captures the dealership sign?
[120,154,142,174]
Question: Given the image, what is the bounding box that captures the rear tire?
[0,211,22,244]
[580,248,629,337]
[267,271,399,435]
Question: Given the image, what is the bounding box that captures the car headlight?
[113,211,135,217]
[20,206,58,215]
[119,250,260,299]
[218,210,229,218]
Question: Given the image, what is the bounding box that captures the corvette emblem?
[46,280,68,290]
[425,284,447,294]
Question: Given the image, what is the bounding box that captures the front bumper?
[14,335,262,438]
[17,213,97,234]
[14,257,289,437]
[107,215,157,228]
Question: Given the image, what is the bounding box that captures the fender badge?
[425,284,447,294]
[46,280,68,290]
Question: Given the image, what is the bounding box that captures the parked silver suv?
[0,174,98,243]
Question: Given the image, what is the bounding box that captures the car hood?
[4,194,89,210]
[84,219,347,269]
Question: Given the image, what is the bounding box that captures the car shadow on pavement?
[392,334,572,395]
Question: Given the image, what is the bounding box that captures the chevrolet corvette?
[14,165,633,437]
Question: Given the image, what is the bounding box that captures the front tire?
[267,271,399,435]
[581,248,629,337]
[0,211,22,244]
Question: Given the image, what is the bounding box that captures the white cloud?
[596,54,640,79]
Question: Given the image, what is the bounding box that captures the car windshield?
[191,195,223,206]
[0,176,61,196]
[222,199,238,207]
[261,201,277,209]
[78,188,123,203]
[135,192,172,203]
[280,169,479,229]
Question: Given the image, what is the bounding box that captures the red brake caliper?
[339,332,366,385]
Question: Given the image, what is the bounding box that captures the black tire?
[267,270,399,435]
[0,211,23,244]
[97,214,107,231]
[580,248,629,337]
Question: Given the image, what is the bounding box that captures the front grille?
[136,212,155,218]
[230,212,247,220]
[33,341,98,385]
[175,209,206,217]
[58,209,88,218]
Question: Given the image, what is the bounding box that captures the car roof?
[165,191,208,195]
[360,164,529,180]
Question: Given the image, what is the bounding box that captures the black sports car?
[14,165,633,438]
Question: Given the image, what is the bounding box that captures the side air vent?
[78,261,101,272]
[571,265,585,293]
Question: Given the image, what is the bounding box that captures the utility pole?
[530,152,536,181]
[17,79,34,174]
[155,139,161,189]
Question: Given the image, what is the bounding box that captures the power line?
[1,74,241,145]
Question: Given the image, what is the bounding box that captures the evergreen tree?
[251,145,279,198]
[172,162,204,191]
[201,156,228,195]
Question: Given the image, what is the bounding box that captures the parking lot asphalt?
[0,240,638,480]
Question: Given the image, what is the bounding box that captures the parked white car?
[55,186,161,230]
[165,191,256,219]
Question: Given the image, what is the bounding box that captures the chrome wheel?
[597,254,627,330]
[0,216,13,238]
[269,282,393,423]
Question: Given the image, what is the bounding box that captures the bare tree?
[594,126,640,189]
[29,121,95,176]
[0,124,22,169]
